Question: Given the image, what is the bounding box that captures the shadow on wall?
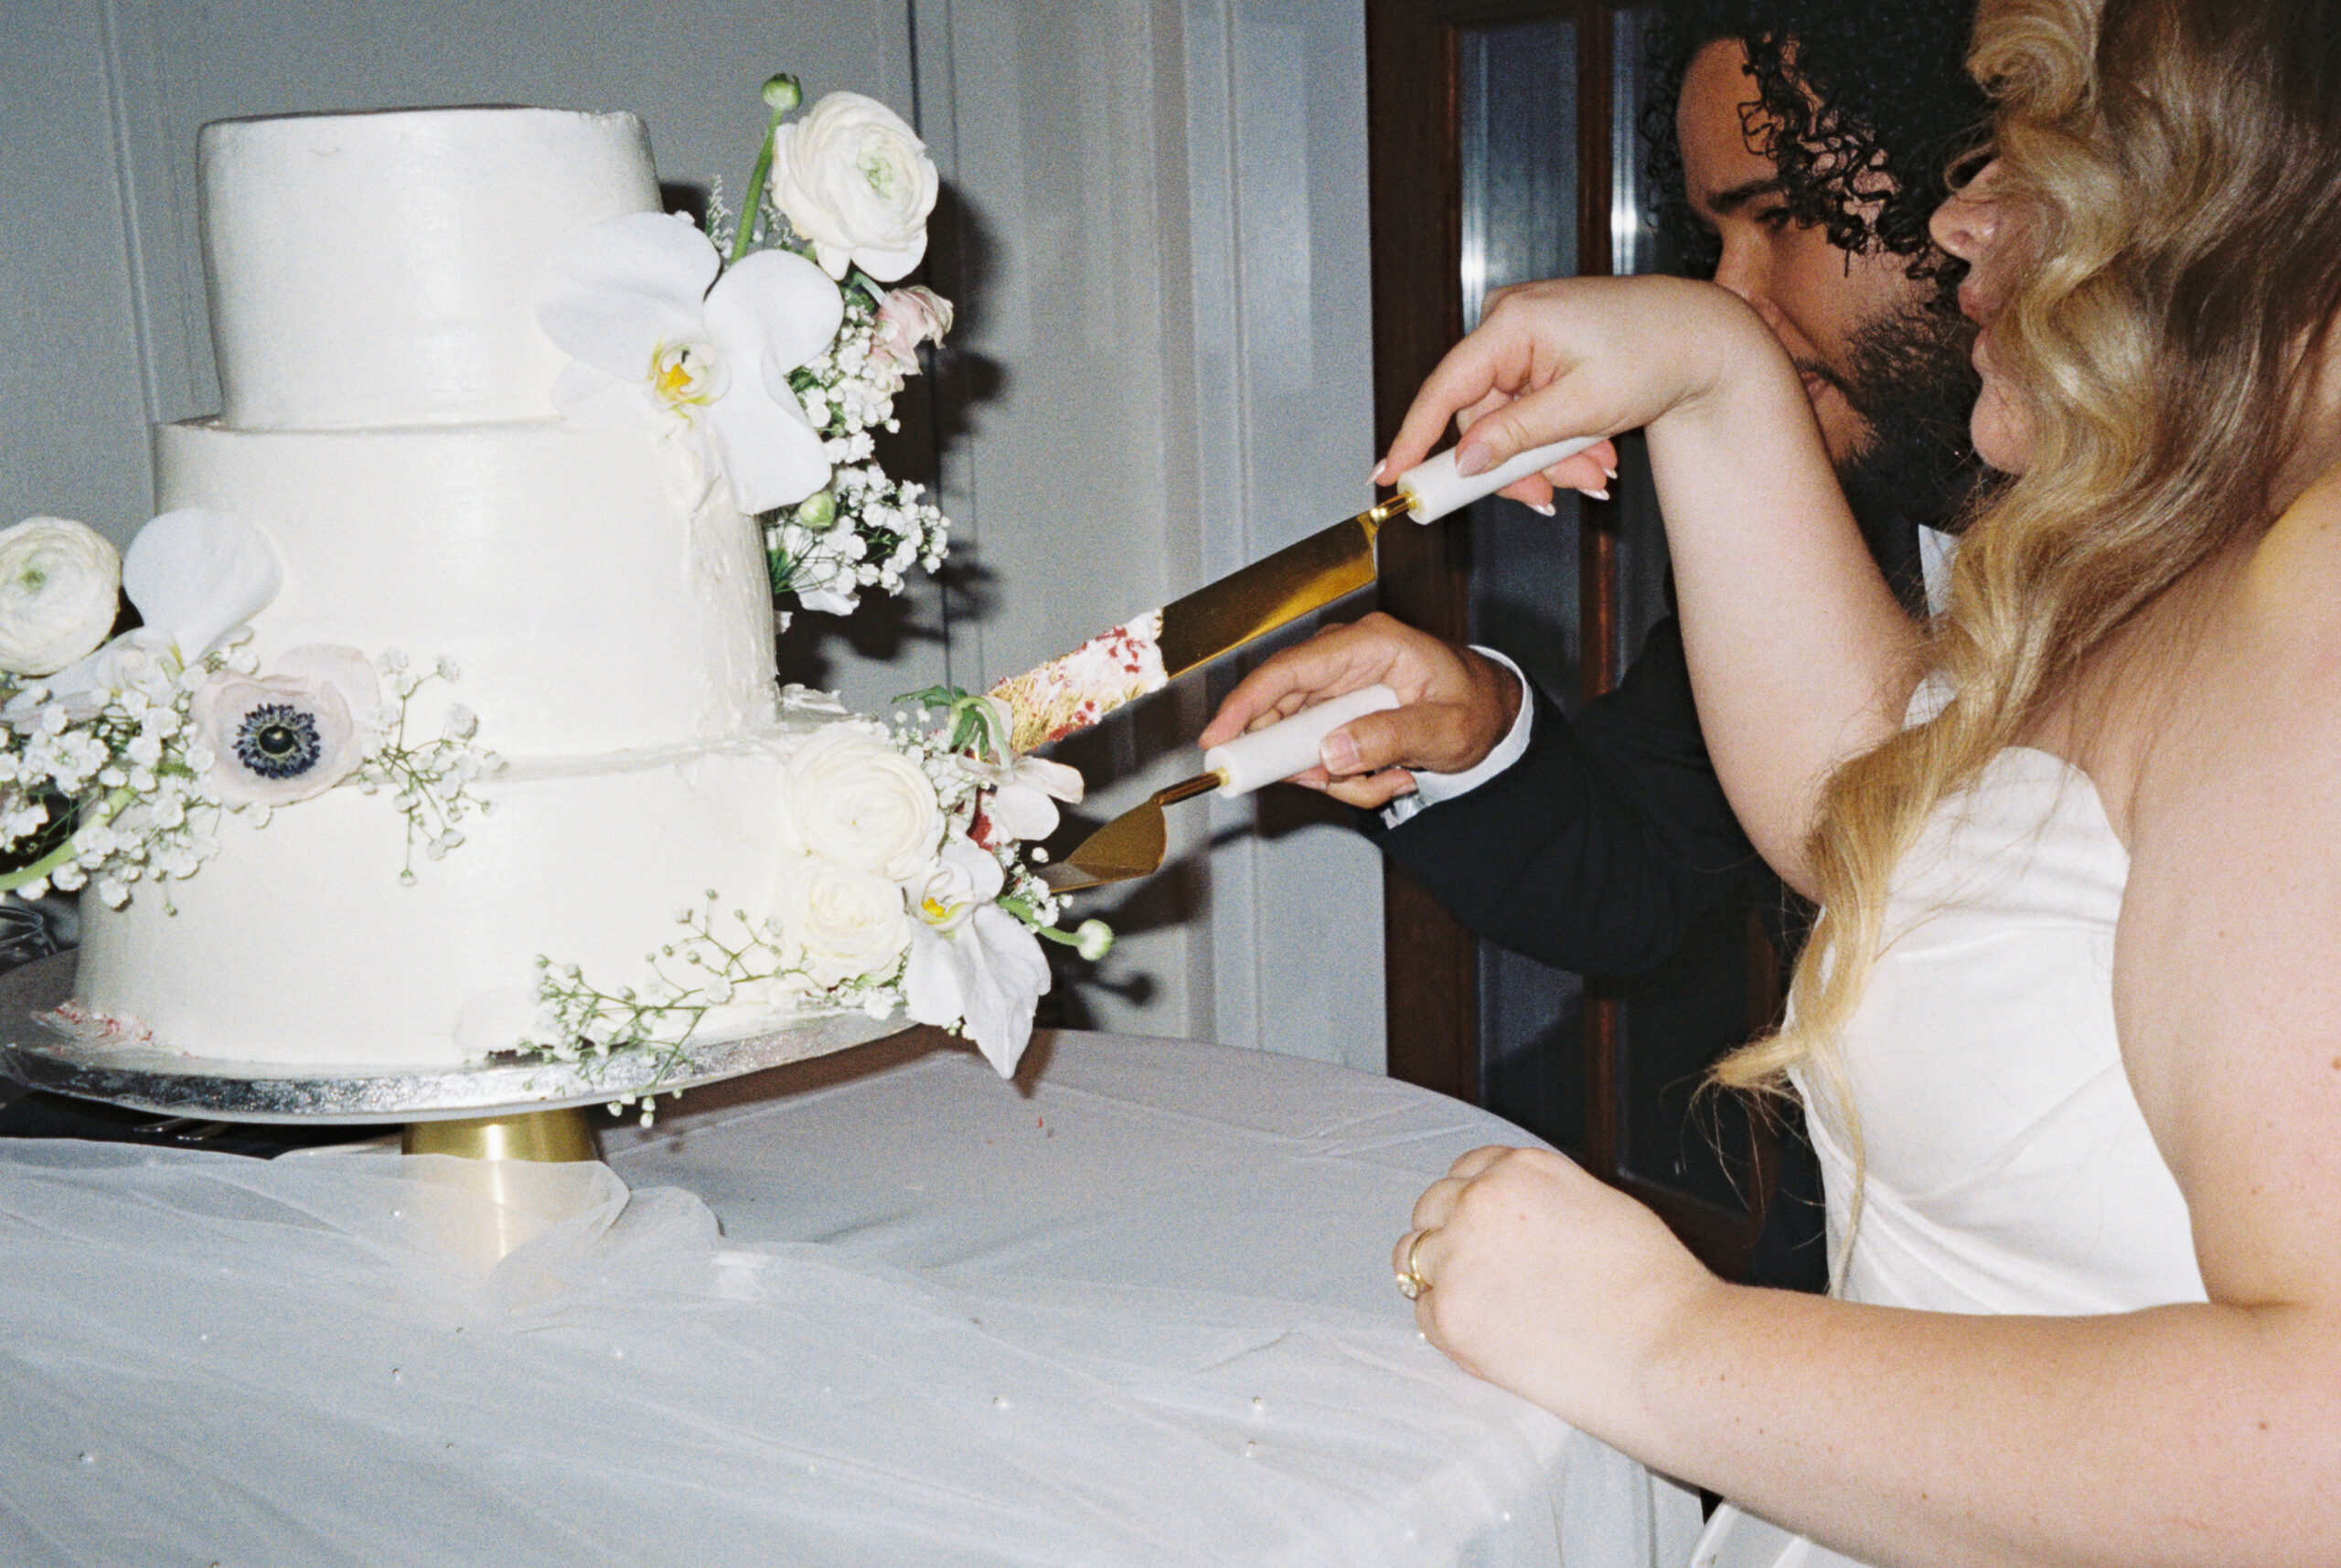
[770,182,1009,694]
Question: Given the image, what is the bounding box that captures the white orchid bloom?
[970,752,1085,845]
[954,699,1085,845]
[903,834,1050,1075]
[909,831,1005,928]
[903,834,1050,1078]
[539,210,845,513]
[8,509,280,721]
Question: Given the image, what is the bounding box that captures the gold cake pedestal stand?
[0,952,904,1255]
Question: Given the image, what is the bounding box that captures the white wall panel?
[921,0,1381,1067]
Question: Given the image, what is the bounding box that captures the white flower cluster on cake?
[537,73,954,622]
[0,510,497,909]
[525,687,1106,1088]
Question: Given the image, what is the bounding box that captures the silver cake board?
[0,951,908,1126]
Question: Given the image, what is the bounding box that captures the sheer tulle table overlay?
[0,1029,1699,1567]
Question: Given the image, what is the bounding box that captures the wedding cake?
[10,100,1081,1074]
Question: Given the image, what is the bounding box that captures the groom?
[1203,0,1990,1286]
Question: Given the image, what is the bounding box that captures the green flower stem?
[730,74,803,265]
[1000,898,1114,960]
[0,785,134,894]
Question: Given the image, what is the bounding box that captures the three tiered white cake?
[63,106,1053,1071]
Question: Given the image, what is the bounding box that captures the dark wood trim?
[1367,0,1478,1100]
[1571,5,1625,1183]
[1366,0,1779,1279]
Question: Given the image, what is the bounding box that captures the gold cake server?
[989,437,1598,752]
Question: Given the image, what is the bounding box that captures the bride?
[1382,0,2341,1562]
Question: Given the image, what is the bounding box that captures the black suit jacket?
[1364,503,1935,973]
[1364,614,1764,975]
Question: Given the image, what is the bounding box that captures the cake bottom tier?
[76,733,811,1067]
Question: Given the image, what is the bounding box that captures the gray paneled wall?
[3,0,1384,1068]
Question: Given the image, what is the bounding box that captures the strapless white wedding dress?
[1686,744,2207,1567]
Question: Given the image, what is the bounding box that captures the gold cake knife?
[989,437,1598,752]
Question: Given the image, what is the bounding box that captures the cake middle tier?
[155,418,780,756]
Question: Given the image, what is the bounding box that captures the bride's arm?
[1408,1149,2340,1566]
[1380,274,1922,895]
[1397,471,2341,1567]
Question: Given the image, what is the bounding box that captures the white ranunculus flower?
[6,509,281,722]
[772,854,913,987]
[767,92,939,283]
[0,517,122,677]
[787,724,943,881]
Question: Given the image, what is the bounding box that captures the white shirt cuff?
[1378,647,1534,828]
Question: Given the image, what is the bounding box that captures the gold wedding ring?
[1395,1230,1432,1300]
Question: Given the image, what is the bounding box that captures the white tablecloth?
[0,1028,1701,1566]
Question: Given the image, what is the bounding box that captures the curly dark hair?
[1642,0,1992,290]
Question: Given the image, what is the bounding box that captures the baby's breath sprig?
[520,891,904,1116]
[351,653,504,886]
[763,275,951,617]
[0,653,227,909]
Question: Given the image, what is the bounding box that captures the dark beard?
[1827,300,1985,614]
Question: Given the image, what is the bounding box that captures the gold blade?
[1155,508,1384,675]
[1039,773,1219,893]
[991,495,1408,752]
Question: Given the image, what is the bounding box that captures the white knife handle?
[1204,685,1400,797]
[1395,436,1601,524]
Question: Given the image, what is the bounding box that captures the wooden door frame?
[1368,0,1618,1107]
[1367,0,1773,1277]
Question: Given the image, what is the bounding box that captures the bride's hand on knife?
[1377,275,1785,508]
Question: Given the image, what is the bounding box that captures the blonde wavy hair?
[1714,0,2341,1222]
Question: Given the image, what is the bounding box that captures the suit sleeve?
[1361,616,1761,976]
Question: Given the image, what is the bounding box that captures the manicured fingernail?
[1369,458,1388,485]
[1603,462,1619,480]
[1529,501,1556,517]
[1320,731,1359,774]
[1578,485,1609,502]
[1454,443,1491,478]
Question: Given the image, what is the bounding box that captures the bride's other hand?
[1395,1146,1717,1427]
[1376,276,1780,506]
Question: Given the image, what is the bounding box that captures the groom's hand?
[1199,613,1523,810]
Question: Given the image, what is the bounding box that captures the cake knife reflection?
[989,437,1599,752]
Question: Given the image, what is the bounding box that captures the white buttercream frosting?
[200,107,659,431]
[154,419,778,755]
[77,731,813,1065]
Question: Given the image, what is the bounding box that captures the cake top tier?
[199,106,659,432]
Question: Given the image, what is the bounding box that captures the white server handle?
[1395,435,1602,524]
[1204,684,1401,798]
